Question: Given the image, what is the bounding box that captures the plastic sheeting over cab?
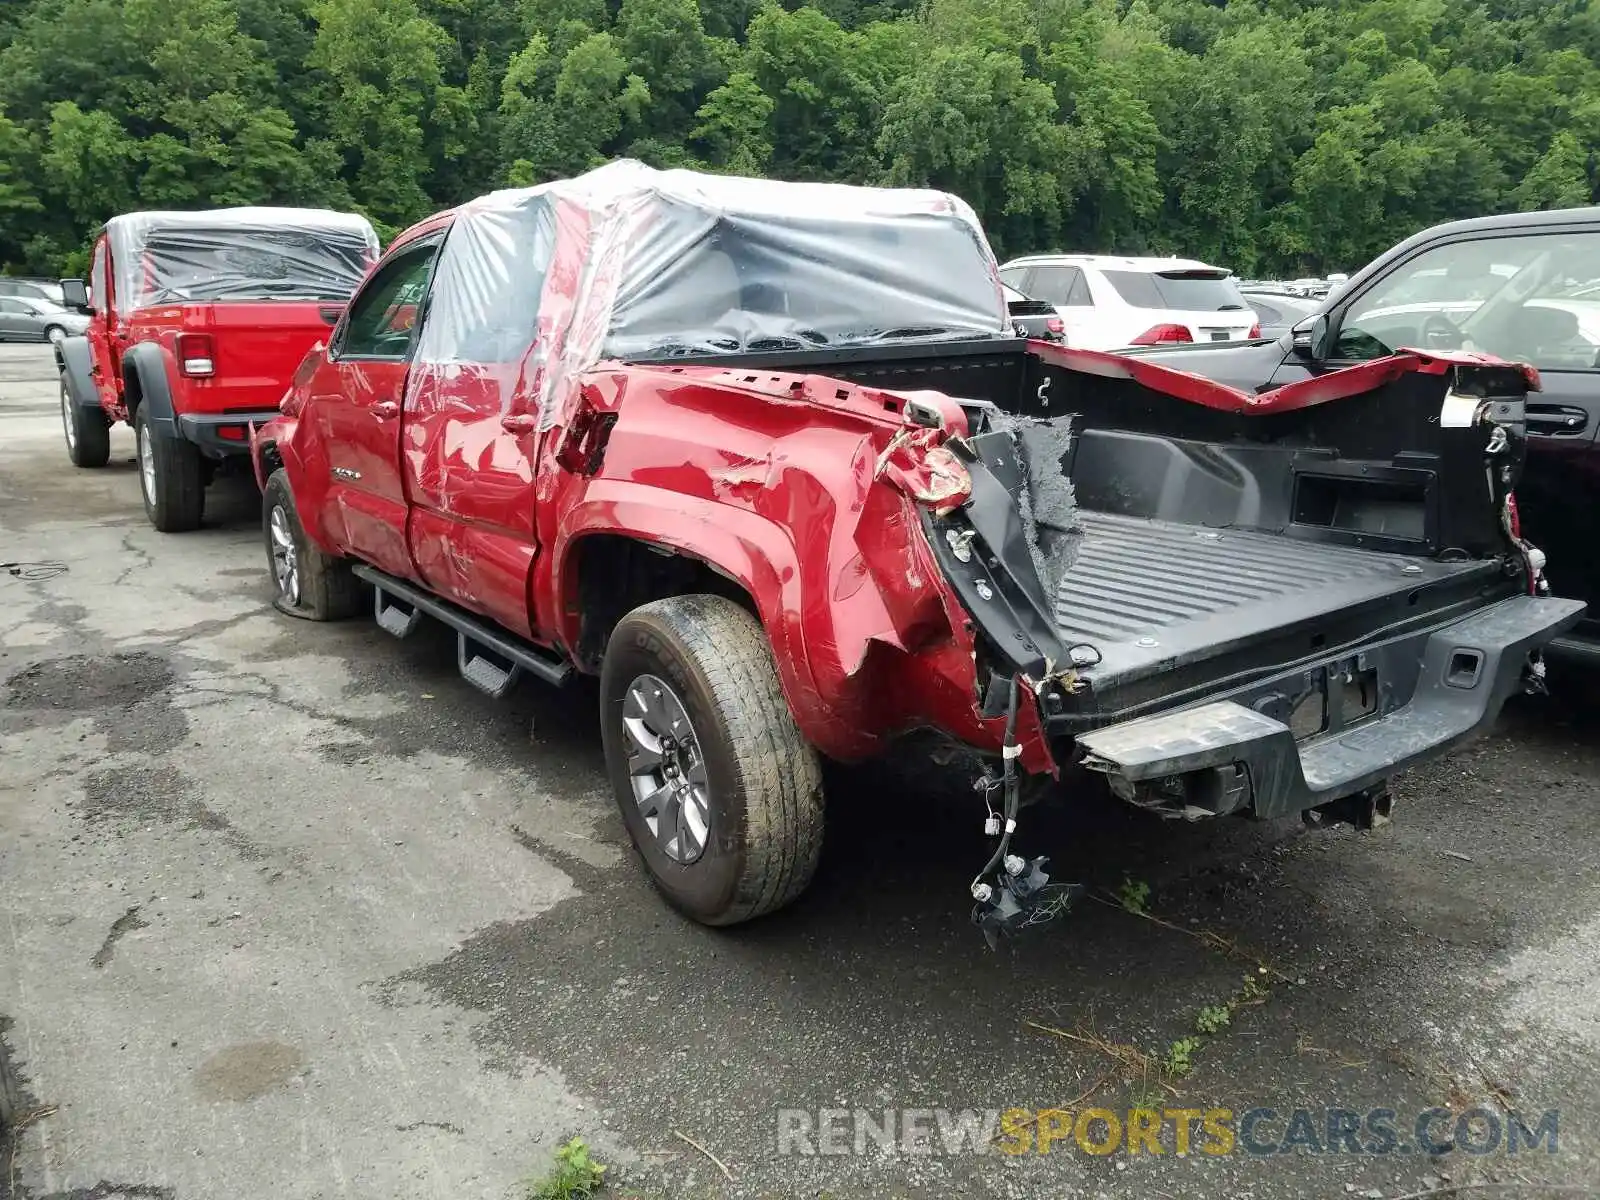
[406,159,1012,432]
[105,207,380,310]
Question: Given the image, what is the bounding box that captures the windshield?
[138,227,377,304]
[1102,269,1248,312]
[604,207,1005,358]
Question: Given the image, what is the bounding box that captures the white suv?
[998,254,1259,350]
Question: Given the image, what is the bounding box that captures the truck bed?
[1058,512,1497,690]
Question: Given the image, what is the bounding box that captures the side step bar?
[352,564,574,693]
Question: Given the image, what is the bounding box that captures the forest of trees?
[1,0,1597,278]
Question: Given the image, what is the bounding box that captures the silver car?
[0,295,91,344]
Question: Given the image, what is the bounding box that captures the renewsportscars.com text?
[775,1106,1560,1158]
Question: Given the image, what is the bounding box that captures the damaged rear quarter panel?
[541,365,1032,763]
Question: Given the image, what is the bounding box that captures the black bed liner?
[1057,511,1499,689]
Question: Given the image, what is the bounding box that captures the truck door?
[84,237,121,410]
[400,194,557,639]
[308,234,443,580]
[1270,224,1600,632]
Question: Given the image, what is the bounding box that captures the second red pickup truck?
[252,163,1581,932]
[55,207,380,531]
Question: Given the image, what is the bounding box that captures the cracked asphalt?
[2,342,1599,1200]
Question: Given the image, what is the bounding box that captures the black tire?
[44,324,67,345]
[263,468,361,620]
[60,380,110,468]
[0,1064,17,1134]
[0,1020,22,1132]
[134,404,204,531]
[600,594,825,925]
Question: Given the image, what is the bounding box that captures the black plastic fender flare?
[53,335,100,412]
[120,342,180,439]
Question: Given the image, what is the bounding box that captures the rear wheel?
[135,405,204,531]
[263,468,360,620]
[60,381,110,468]
[44,325,67,345]
[600,595,825,925]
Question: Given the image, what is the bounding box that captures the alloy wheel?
[60,386,76,455]
[137,423,155,504]
[268,504,300,606]
[621,673,711,864]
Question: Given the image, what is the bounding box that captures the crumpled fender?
[544,370,1005,763]
[249,412,340,555]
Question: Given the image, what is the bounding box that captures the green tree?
[308,0,468,226]
[692,70,773,174]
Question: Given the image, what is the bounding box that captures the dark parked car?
[1240,289,1321,340]
[0,295,89,343]
[1122,207,1600,662]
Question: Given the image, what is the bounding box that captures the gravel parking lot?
[3,340,1598,1200]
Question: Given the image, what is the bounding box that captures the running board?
[374,588,422,638]
[351,564,573,690]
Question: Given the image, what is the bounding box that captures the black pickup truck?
[1124,207,1600,663]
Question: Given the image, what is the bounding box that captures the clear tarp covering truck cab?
[408,160,1010,431]
[104,207,380,308]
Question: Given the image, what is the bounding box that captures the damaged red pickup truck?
[252,162,1583,932]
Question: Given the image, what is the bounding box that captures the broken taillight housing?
[1046,316,1064,336]
[175,332,215,377]
[1130,323,1193,345]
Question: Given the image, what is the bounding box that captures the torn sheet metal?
[990,412,1082,600]
[874,426,972,514]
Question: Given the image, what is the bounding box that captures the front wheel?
[134,405,204,531]
[263,468,360,620]
[60,382,110,468]
[600,595,825,925]
[45,325,67,345]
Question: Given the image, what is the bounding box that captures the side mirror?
[1292,313,1330,361]
[59,278,90,312]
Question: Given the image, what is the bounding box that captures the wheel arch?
[119,342,179,434]
[53,334,101,413]
[551,499,875,762]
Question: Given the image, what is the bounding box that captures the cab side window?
[336,242,439,360]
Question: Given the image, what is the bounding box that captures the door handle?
[373,400,400,420]
[500,413,537,435]
[1526,404,1588,436]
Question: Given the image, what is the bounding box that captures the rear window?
[139,227,377,305]
[1103,269,1248,312]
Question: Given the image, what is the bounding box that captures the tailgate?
[918,348,1570,809]
[183,302,343,413]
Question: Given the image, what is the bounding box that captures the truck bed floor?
[1056,512,1495,686]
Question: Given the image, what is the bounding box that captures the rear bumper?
[1546,621,1600,668]
[1074,594,1585,820]
[177,410,280,457]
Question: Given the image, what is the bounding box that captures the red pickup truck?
[252,162,1581,931]
[55,207,380,531]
